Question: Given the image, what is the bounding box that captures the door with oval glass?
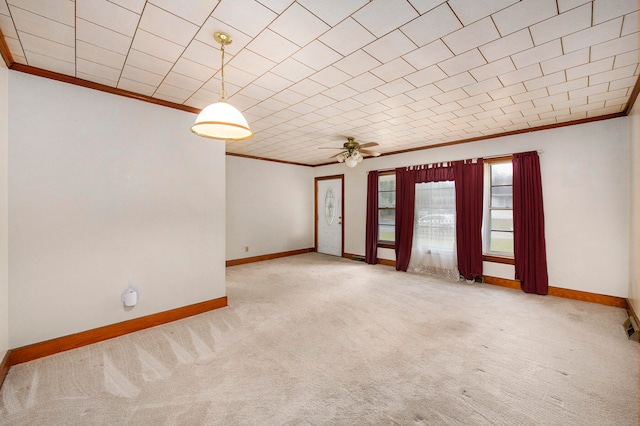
[316,176,343,257]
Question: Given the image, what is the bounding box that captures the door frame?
[314,174,345,256]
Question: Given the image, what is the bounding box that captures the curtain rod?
[374,150,543,174]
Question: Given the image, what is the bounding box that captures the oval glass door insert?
[325,188,335,225]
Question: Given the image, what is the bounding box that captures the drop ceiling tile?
[215,64,256,87]
[77,0,139,37]
[589,64,637,86]
[24,50,74,75]
[442,17,500,55]
[614,50,640,69]
[463,77,503,96]
[10,6,74,47]
[358,101,389,114]
[344,72,385,92]
[498,64,542,86]
[0,12,18,38]
[524,71,566,91]
[438,49,486,76]
[593,0,638,25]
[126,49,173,76]
[621,11,638,36]
[3,36,24,59]
[458,93,492,108]
[402,39,453,71]
[154,91,188,104]
[540,48,589,75]
[182,40,221,69]
[371,58,415,82]
[530,3,591,46]
[400,3,461,47]
[246,29,300,63]
[610,75,638,91]
[229,48,276,77]
[77,58,121,82]
[377,78,415,97]
[488,82,526,100]
[566,57,614,80]
[406,84,443,101]
[380,93,413,108]
[334,50,381,77]
[131,29,184,63]
[562,18,623,53]
[531,91,568,107]
[432,87,468,104]
[76,18,132,55]
[212,0,276,37]
[322,84,359,101]
[237,83,275,102]
[18,31,74,63]
[469,57,515,82]
[292,40,342,71]
[479,29,532,63]
[492,0,557,36]
[163,71,203,92]
[108,0,146,14]
[172,57,215,81]
[318,18,375,56]
[571,102,604,114]
[352,0,418,38]
[447,0,517,26]
[76,72,117,87]
[303,93,335,108]
[118,77,157,96]
[269,2,330,47]
[148,0,217,25]
[77,40,126,70]
[271,57,314,82]
[434,72,476,92]
[185,87,219,108]
[430,101,460,114]
[9,0,74,25]
[289,78,327,96]
[194,17,252,55]
[121,64,165,86]
[591,33,639,61]
[228,93,261,109]
[253,71,293,92]
[272,88,307,104]
[309,66,351,87]
[256,0,296,14]
[511,88,548,104]
[404,65,447,87]
[139,3,199,47]
[297,0,367,26]
[512,39,562,69]
[333,98,365,111]
[546,77,587,95]
[363,30,417,64]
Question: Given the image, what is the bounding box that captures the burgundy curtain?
[453,159,484,280]
[513,151,549,295]
[365,171,379,264]
[395,164,454,271]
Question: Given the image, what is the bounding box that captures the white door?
[317,177,343,257]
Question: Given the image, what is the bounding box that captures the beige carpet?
[0,253,637,425]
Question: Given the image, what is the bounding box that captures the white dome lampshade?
[345,155,358,168]
[191,99,253,140]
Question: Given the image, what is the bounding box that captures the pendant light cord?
[220,43,226,100]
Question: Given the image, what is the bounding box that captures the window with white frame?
[484,160,514,256]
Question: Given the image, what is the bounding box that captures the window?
[484,160,514,256]
[378,172,396,244]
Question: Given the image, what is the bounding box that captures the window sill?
[377,242,395,249]
[482,254,515,265]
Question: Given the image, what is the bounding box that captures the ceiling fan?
[321,137,381,167]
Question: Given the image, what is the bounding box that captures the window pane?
[378,191,396,208]
[490,231,513,253]
[378,174,396,191]
[491,163,512,186]
[491,186,512,208]
[378,224,395,242]
[490,209,513,231]
[379,208,395,224]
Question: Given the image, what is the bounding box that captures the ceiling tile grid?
[0,0,638,165]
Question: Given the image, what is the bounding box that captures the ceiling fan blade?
[330,151,348,158]
[359,142,379,148]
[360,149,381,157]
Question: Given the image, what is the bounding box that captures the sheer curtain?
[407,181,459,280]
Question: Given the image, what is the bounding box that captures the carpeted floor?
[0,253,637,425]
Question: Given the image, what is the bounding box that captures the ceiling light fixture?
[191,32,253,141]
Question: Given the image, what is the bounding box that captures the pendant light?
[191,32,253,140]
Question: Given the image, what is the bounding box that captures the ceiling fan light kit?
[191,32,253,141]
[324,137,380,167]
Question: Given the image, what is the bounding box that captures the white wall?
[0,61,8,358]
[8,73,226,348]
[629,100,639,313]
[226,155,314,260]
[315,118,631,298]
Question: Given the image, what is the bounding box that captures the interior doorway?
[315,175,344,257]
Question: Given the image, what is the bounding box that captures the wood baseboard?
[0,351,9,391]
[343,252,396,267]
[226,248,315,267]
[627,299,640,325]
[483,275,627,308]
[7,296,227,367]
